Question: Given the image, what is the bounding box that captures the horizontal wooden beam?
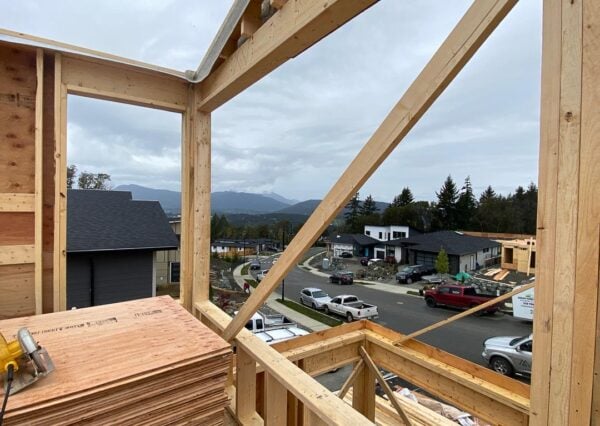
[195,301,371,425]
[365,331,529,425]
[394,282,535,345]
[222,0,518,342]
[0,193,35,212]
[199,0,378,111]
[61,56,188,112]
[0,245,34,265]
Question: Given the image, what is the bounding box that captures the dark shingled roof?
[400,230,500,256]
[331,234,379,246]
[67,189,179,253]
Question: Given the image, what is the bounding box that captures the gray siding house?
[67,189,179,309]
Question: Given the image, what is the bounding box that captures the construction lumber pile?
[0,296,231,425]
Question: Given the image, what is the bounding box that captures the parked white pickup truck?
[323,295,378,322]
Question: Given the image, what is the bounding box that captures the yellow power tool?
[0,329,55,395]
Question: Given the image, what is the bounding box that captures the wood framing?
[223,0,518,342]
[530,0,600,424]
[0,194,35,212]
[34,48,43,314]
[198,0,378,111]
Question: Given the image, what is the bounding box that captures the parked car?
[482,334,532,376]
[299,287,332,310]
[324,295,378,322]
[249,260,261,270]
[256,269,269,282]
[396,264,431,284]
[329,271,354,285]
[360,257,369,266]
[367,258,383,266]
[340,251,353,258]
[424,285,498,314]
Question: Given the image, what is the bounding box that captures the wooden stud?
[0,194,35,212]
[241,0,262,39]
[0,245,35,265]
[236,347,258,422]
[393,282,534,345]
[359,346,413,426]
[223,0,518,342]
[353,349,376,421]
[265,373,287,425]
[338,359,364,400]
[34,48,43,315]
[52,54,67,312]
[199,0,378,111]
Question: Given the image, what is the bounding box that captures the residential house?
[328,234,380,258]
[399,230,500,275]
[67,189,179,309]
[364,225,421,262]
[155,218,182,285]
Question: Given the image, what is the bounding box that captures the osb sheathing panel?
[0,263,35,319]
[0,45,36,193]
[0,212,34,245]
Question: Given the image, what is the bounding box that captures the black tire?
[324,306,330,315]
[425,297,437,308]
[346,312,354,322]
[407,277,413,284]
[311,303,316,310]
[490,357,513,376]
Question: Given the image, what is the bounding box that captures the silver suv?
[482,334,532,376]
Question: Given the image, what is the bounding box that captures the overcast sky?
[1,1,542,203]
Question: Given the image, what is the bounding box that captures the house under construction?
[0,0,598,424]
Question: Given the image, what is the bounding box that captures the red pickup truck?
[424,285,498,314]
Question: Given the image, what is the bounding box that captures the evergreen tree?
[456,176,477,229]
[435,248,449,275]
[67,165,77,189]
[433,175,459,230]
[344,192,361,232]
[360,194,378,216]
[392,187,414,207]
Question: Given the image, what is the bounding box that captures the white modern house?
[364,225,418,262]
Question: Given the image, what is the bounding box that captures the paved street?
[256,256,533,371]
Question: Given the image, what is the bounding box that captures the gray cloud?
[1,0,542,203]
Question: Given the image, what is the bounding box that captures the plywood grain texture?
[0,45,36,194]
[0,296,231,424]
[0,212,34,245]
[0,263,35,319]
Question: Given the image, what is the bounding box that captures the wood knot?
[565,111,574,122]
[6,133,17,139]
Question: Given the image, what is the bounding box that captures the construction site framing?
[0,0,598,424]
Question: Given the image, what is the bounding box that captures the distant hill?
[115,184,181,214]
[224,212,308,227]
[211,191,289,214]
[114,185,292,215]
[261,192,298,206]
[277,199,390,217]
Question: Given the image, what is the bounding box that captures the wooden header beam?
[198,0,378,112]
[223,0,518,342]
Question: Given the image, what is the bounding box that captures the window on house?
[483,248,489,253]
[365,230,371,236]
[504,248,514,263]
[379,232,382,239]
[169,262,180,283]
[393,231,406,239]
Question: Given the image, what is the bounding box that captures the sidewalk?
[232,262,329,332]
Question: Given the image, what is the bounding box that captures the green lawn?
[241,263,250,275]
[276,298,342,327]
[245,279,258,288]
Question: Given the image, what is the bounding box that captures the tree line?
[343,175,538,235]
[211,214,301,243]
[67,164,112,190]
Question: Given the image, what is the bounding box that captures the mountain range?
[114,184,389,221]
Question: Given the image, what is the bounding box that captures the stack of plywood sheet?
[0,296,231,425]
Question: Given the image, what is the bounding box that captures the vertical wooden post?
[181,84,211,311]
[265,373,287,425]
[236,347,257,422]
[52,53,67,312]
[530,0,600,424]
[34,49,44,314]
[352,359,376,421]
